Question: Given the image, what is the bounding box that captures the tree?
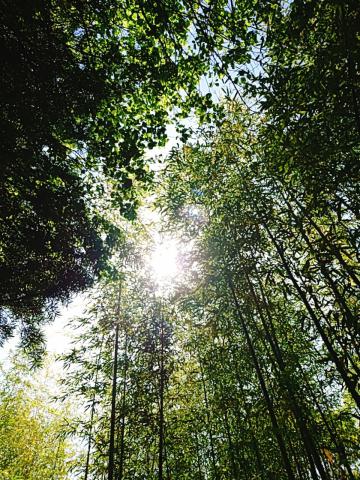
[0,356,76,479]
[2,1,359,477]
[159,100,359,478]
[0,0,233,347]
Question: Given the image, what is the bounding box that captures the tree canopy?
[0,0,359,478]
[0,0,207,344]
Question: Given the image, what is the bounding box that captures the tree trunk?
[108,284,122,480]
[228,275,296,480]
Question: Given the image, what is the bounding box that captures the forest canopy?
[0,0,359,479]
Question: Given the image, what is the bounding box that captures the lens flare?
[150,238,180,287]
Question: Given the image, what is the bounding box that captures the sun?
[149,237,180,288]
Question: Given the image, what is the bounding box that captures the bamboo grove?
[1,0,359,479]
[60,97,359,479]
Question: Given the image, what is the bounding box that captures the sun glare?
[149,237,180,288]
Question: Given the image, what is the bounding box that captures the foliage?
[59,234,174,479]
[1,0,359,478]
[3,0,358,355]
[0,0,245,345]
[158,94,360,477]
[60,213,359,478]
[0,356,76,479]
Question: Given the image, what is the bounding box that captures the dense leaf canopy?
[0,0,223,344]
[0,1,359,478]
